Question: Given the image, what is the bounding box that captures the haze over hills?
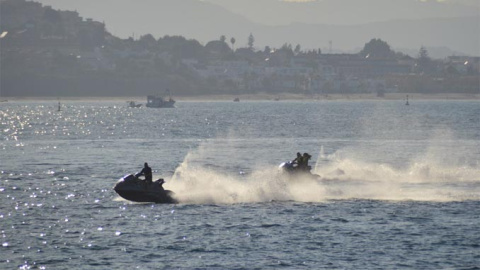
[204,0,480,26]
[29,0,480,56]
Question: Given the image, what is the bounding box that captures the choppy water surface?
[1,100,479,269]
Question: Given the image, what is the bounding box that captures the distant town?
[1,0,479,97]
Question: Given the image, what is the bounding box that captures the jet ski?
[114,174,177,203]
[279,161,320,179]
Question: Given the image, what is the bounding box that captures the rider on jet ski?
[135,162,153,184]
[135,162,167,189]
[292,152,312,172]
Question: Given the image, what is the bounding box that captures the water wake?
[165,144,480,204]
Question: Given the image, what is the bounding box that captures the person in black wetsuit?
[292,152,312,172]
[302,153,312,172]
[155,178,165,191]
[137,162,153,184]
[293,152,303,168]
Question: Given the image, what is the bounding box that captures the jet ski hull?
[279,161,320,180]
[114,189,176,203]
[114,174,177,203]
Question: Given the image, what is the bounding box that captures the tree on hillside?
[42,7,66,37]
[418,46,429,59]
[158,35,188,51]
[416,46,433,74]
[230,37,236,51]
[138,34,157,50]
[268,43,294,66]
[158,35,205,60]
[178,39,205,60]
[280,43,294,54]
[263,46,272,54]
[43,7,61,23]
[220,35,226,43]
[78,25,106,51]
[294,44,301,55]
[248,33,255,50]
[360,38,395,59]
[205,40,231,55]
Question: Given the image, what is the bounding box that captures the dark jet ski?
[279,161,320,179]
[114,174,177,203]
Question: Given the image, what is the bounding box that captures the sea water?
[0,100,479,269]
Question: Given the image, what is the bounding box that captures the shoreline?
[2,93,479,102]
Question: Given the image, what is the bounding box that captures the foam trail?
[169,160,327,204]
[313,156,480,202]
[163,139,480,204]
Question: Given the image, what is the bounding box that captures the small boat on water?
[146,95,175,108]
[233,97,240,102]
[128,101,142,108]
[114,174,177,203]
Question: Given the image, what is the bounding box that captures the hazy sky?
[202,0,480,25]
[37,0,480,26]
